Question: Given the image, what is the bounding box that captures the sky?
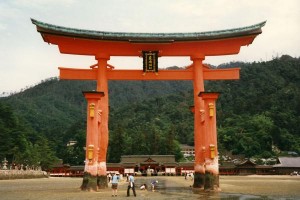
[0,0,299,94]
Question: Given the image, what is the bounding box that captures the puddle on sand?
[135,178,299,200]
[161,188,299,200]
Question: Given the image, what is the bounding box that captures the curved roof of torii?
[31,19,266,57]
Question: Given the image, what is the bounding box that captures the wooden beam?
[59,67,97,80]
[107,70,193,80]
[203,68,240,80]
[59,67,240,81]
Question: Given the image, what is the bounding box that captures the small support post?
[81,91,104,191]
[199,92,220,191]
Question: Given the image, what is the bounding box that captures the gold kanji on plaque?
[142,51,158,73]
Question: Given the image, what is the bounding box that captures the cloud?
[0,0,300,93]
[11,0,75,9]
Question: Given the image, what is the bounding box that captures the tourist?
[107,173,112,183]
[190,173,194,180]
[151,180,158,191]
[140,183,147,190]
[127,174,136,197]
[111,173,119,197]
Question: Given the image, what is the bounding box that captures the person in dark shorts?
[111,173,119,197]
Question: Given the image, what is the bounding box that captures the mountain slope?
[1,56,299,165]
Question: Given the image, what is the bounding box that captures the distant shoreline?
[0,170,48,180]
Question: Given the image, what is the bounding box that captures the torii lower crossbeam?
[59,68,240,80]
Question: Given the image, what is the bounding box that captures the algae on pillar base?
[97,175,108,189]
[80,172,98,191]
[193,172,205,188]
[204,172,219,191]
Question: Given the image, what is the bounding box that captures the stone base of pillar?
[80,172,98,191]
[193,172,205,188]
[97,175,108,189]
[204,172,219,191]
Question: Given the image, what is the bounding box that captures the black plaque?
[142,51,158,73]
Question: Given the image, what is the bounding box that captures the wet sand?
[0,175,299,200]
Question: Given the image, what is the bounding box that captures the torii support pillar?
[199,92,220,191]
[81,91,104,191]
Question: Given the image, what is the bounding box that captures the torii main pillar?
[31,18,265,192]
[81,91,104,191]
[191,55,206,188]
[96,55,110,188]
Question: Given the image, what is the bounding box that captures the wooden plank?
[59,67,97,80]
[107,70,193,80]
[203,68,240,80]
[59,67,240,81]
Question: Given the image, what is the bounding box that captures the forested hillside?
[0,55,299,168]
[207,55,300,158]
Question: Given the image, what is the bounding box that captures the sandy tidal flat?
[0,175,299,200]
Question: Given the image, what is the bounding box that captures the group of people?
[140,180,158,191]
[108,173,136,197]
[108,173,159,197]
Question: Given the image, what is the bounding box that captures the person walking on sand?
[127,174,136,197]
[111,173,119,197]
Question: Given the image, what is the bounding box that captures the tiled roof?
[31,19,266,43]
[235,159,256,166]
[120,155,175,163]
[273,157,300,168]
[180,144,194,149]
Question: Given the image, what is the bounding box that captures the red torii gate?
[32,19,265,191]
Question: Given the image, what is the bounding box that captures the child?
[140,183,147,190]
[151,180,158,191]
